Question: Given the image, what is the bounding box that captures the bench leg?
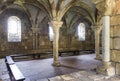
[37,54,41,59]
[32,55,35,59]
[59,53,62,56]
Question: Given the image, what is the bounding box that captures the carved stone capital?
[91,24,102,33]
[31,28,40,33]
[48,21,63,33]
[94,0,116,16]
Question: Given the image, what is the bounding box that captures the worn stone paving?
[0,59,10,81]
[16,54,102,81]
[0,58,120,81]
[38,71,120,81]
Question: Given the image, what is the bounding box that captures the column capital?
[31,28,40,33]
[48,21,63,29]
[94,0,116,16]
[91,24,102,32]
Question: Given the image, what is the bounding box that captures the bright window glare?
[49,26,54,41]
[8,20,18,34]
[8,16,21,42]
[78,23,85,41]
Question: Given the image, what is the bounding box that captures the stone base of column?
[95,55,102,60]
[96,62,115,76]
[52,61,61,67]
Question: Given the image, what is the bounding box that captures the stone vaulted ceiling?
[0,0,97,33]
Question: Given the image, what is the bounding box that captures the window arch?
[8,16,21,42]
[77,23,85,41]
[49,26,54,41]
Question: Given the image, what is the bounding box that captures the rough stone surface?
[113,0,120,15]
[116,63,120,75]
[110,0,120,76]
[111,15,120,25]
[111,50,120,62]
[49,76,63,81]
[0,58,120,81]
[37,79,48,81]
[48,71,120,81]
[0,59,10,81]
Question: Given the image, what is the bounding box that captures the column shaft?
[32,33,36,49]
[95,30,101,60]
[48,21,63,66]
[97,16,115,76]
[53,28,59,65]
[102,16,110,62]
[92,25,102,60]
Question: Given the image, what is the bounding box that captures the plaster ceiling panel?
[54,0,59,8]
[6,4,24,11]
[61,0,72,9]
[36,11,47,28]
[25,4,39,23]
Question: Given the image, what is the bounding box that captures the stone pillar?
[31,27,36,50]
[102,16,110,62]
[93,0,116,76]
[92,24,102,60]
[97,16,115,76]
[32,27,39,50]
[35,33,38,49]
[48,21,63,66]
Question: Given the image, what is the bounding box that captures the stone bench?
[5,56,15,65]
[59,50,80,56]
[10,52,53,60]
[5,56,25,81]
[9,64,25,81]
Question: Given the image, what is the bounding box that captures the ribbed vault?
[0,0,97,34]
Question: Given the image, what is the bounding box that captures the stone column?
[92,24,102,60]
[31,27,36,50]
[102,16,110,62]
[97,16,115,76]
[93,0,116,76]
[32,27,39,50]
[48,21,63,66]
[35,33,38,49]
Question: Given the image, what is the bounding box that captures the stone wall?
[110,0,120,75]
[0,6,95,58]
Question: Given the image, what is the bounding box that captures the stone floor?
[0,54,120,81]
[38,71,120,81]
[16,54,102,81]
[0,59,10,81]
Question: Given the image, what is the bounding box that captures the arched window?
[49,26,54,41]
[8,16,21,42]
[78,23,85,41]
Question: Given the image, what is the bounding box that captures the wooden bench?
[5,56,25,81]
